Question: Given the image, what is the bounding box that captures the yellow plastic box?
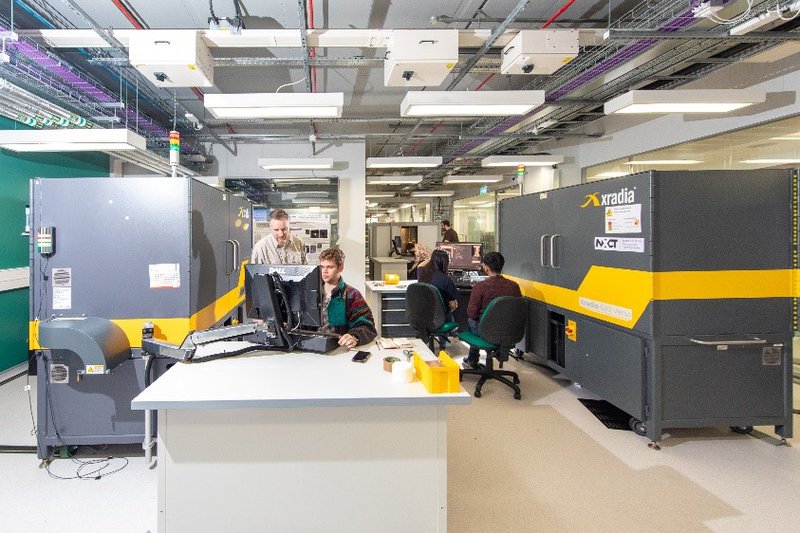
[413,350,461,394]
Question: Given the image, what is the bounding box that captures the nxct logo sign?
[594,237,645,253]
[580,187,635,208]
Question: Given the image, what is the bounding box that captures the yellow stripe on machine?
[507,267,797,330]
[30,261,249,350]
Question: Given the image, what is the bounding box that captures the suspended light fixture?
[205,93,344,119]
[259,158,334,170]
[366,175,423,185]
[0,128,146,152]
[481,155,564,167]
[443,175,503,184]
[400,90,545,117]
[410,190,455,197]
[366,156,442,168]
[604,90,765,114]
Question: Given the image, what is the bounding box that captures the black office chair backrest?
[478,296,528,348]
[405,282,447,334]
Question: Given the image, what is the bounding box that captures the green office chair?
[459,296,529,400]
[405,282,459,352]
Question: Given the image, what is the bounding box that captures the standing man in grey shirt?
[251,208,307,264]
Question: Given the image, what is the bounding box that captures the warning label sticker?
[605,204,642,234]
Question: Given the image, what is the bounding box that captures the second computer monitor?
[436,242,483,271]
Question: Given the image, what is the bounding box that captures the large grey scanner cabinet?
[499,170,794,445]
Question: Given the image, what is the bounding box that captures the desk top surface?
[132,338,470,410]
[371,256,412,263]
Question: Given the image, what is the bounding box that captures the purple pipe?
[2,24,167,138]
[445,8,697,161]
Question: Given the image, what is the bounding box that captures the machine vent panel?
[49,364,69,384]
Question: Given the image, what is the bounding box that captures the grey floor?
[1,343,799,533]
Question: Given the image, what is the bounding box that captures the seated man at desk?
[462,252,521,369]
[319,247,378,349]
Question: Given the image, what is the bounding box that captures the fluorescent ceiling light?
[366,175,423,185]
[482,155,564,167]
[366,156,442,168]
[365,193,396,198]
[740,158,800,164]
[271,178,331,185]
[625,160,702,165]
[292,198,332,205]
[410,190,455,197]
[729,10,782,35]
[400,90,545,117]
[205,92,344,119]
[770,134,800,140]
[604,90,765,114]
[597,171,629,177]
[443,175,504,184]
[0,128,146,152]
[400,203,415,209]
[259,158,333,170]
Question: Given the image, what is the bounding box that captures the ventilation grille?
[49,364,69,384]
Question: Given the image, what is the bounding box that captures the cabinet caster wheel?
[629,417,647,436]
[514,392,521,400]
[648,441,661,450]
[730,426,753,435]
[474,390,481,398]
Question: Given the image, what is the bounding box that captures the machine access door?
[499,193,554,285]
[228,194,253,293]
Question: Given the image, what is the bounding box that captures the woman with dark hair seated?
[418,250,459,349]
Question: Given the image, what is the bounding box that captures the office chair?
[405,282,458,352]
[458,296,529,400]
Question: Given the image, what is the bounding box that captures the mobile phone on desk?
[351,350,371,363]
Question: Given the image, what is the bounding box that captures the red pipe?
[308,0,318,93]
[542,0,575,29]
[111,0,143,29]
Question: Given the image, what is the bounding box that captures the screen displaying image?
[436,242,483,271]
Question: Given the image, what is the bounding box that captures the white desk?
[132,339,469,533]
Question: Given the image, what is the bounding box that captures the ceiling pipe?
[433,15,606,25]
[605,30,800,41]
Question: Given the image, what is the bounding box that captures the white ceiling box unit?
[501,30,578,75]
[384,29,458,87]
[128,30,214,87]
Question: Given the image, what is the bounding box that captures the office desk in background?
[132,339,469,533]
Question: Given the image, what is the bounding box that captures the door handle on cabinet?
[550,234,560,269]
[232,239,240,269]
[225,240,235,275]
[540,235,550,267]
[689,337,767,346]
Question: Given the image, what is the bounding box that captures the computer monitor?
[436,242,484,271]
[389,235,403,256]
[245,264,323,328]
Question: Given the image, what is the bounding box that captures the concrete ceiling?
[2,0,800,199]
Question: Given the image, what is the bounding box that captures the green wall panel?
[0,117,110,372]
[0,289,29,372]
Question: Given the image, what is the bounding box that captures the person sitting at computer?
[408,242,432,277]
[318,247,377,349]
[440,220,459,243]
[462,251,521,369]
[251,208,307,265]
[418,250,459,349]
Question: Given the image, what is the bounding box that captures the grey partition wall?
[30,177,252,459]
[499,170,794,446]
